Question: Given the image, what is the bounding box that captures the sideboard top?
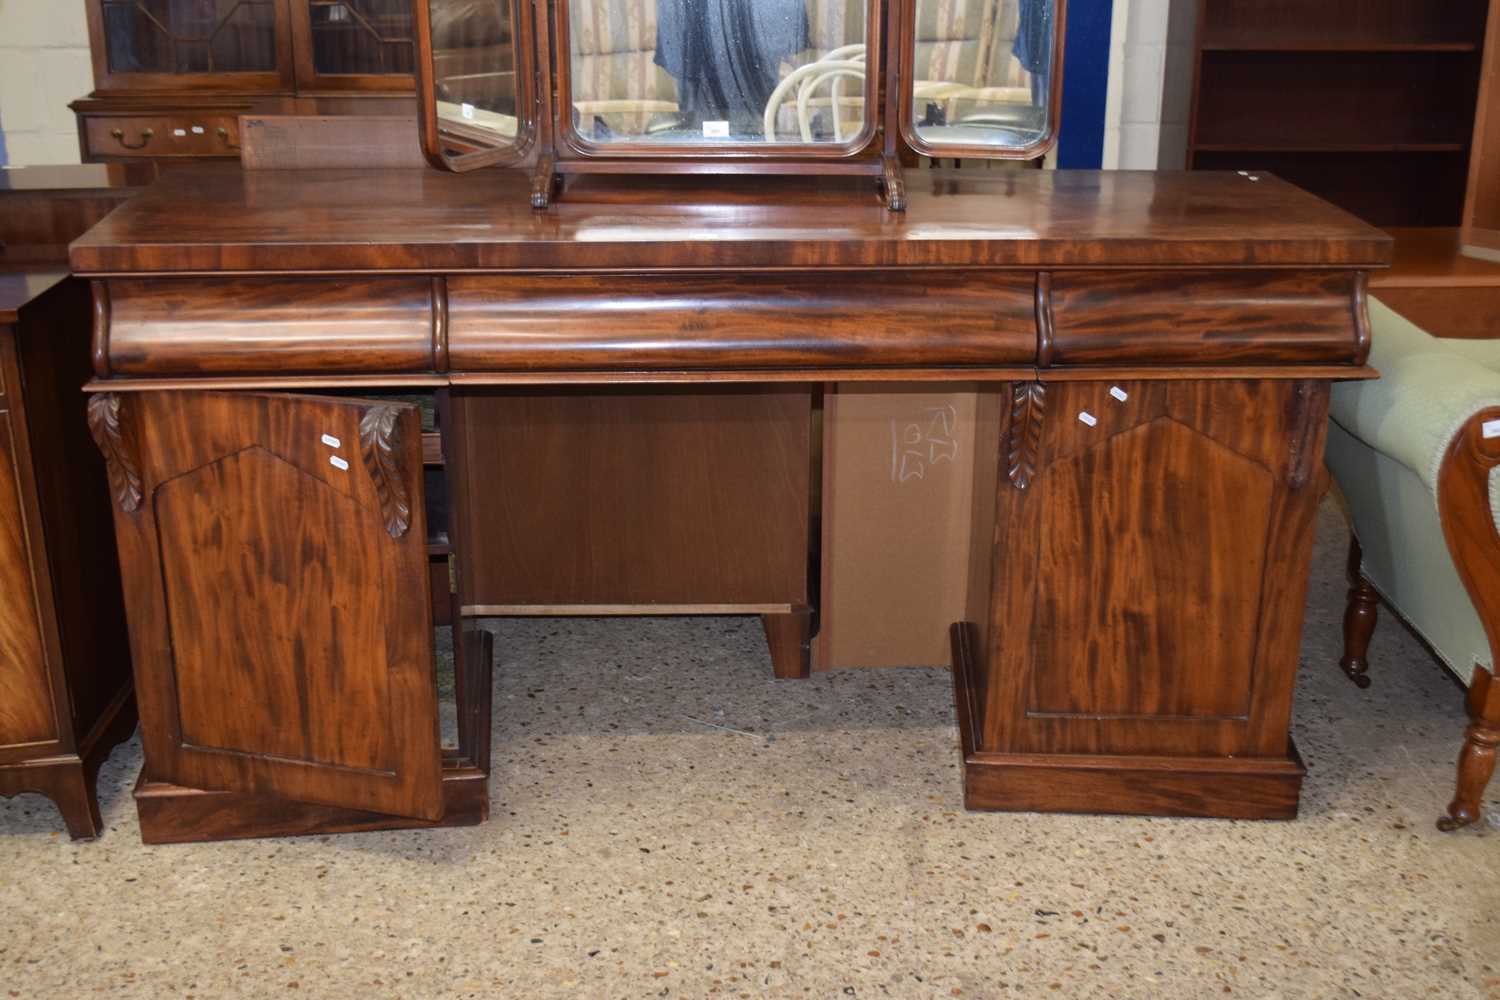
[70,165,1392,276]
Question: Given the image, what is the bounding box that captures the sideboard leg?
[763,607,813,679]
[51,764,103,841]
[1439,667,1499,831]
[1339,536,1379,689]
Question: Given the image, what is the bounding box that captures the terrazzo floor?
[2,503,1497,999]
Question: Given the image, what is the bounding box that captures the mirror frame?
[897,0,1067,161]
[415,0,1067,205]
[414,0,537,172]
[551,0,886,160]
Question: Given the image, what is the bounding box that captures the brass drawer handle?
[109,127,154,150]
[215,127,240,150]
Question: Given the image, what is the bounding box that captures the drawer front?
[106,277,437,375]
[1048,270,1366,367]
[83,114,240,159]
[448,271,1037,371]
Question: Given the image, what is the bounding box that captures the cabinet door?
[86,0,296,93]
[96,390,444,820]
[290,0,417,91]
[974,379,1328,759]
[0,333,66,760]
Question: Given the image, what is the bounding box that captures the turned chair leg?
[1340,536,1379,689]
[1439,667,1499,831]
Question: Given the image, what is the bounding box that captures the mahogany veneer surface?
[0,274,135,839]
[73,166,1391,835]
[69,166,1391,275]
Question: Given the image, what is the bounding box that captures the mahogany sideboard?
[68,165,1391,843]
[0,272,135,839]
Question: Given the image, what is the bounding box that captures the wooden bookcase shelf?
[1201,40,1479,53]
[1189,0,1499,240]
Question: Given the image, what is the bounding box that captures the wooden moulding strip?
[78,365,1377,394]
[462,603,794,617]
[132,765,489,845]
[90,279,110,379]
[948,620,1305,820]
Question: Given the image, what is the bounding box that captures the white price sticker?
[191,125,205,134]
[702,120,731,138]
[321,433,342,449]
[1078,411,1098,428]
[173,128,187,137]
[1484,418,1500,440]
[329,456,350,472]
[1109,386,1129,402]
[461,102,475,120]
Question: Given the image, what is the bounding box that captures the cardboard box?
[816,384,994,669]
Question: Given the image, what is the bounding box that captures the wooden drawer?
[1047,270,1367,367]
[104,277,437,375]
[83,114,241,159]
[446,271,1037,371]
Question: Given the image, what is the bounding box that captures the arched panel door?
[973,378,1327,761]
[96,389,444,821]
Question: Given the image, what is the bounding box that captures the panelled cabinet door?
[95,390,444,821]
[979,379,1329,760]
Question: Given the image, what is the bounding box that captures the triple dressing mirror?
[414,0,1065,207]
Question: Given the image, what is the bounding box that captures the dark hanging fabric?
[655,0,810,128]
[1013,0,1051,76]
[1013,0,1053,104]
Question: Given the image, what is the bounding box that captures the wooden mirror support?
[414,0,1067,209]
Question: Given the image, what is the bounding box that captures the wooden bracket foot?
[531,154,558,210]
[763,607,813,679]
[880,154,906,212]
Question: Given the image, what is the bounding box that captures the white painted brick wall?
[1104,0,1198,170]
[0,0,94,166]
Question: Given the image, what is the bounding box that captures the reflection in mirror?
[567,0,873,147]
[429,0,521,156]
[909,0,1056,152]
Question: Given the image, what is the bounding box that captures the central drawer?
[445,271,1038,371]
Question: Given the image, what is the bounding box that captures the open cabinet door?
[93,390,445,822]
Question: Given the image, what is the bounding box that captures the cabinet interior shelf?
[1200,38,1480,53]
[1192,143,1468,154]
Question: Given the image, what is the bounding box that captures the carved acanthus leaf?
[1006,381,1047,491]
[360,404,411,539]
[86,393,143,513]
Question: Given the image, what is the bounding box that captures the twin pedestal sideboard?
[50,165,1391,843]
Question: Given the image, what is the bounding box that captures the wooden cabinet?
[70,166,1389,842]
[953,379,1328,818]
[95,389,488,843]
[73,0,417,163]
[0,274,135,840]
[449,388,816,677]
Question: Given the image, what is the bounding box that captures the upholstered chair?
[1325,298,1500,831]
[567,0,679,137]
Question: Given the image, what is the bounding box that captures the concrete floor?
[2,504,1497,999]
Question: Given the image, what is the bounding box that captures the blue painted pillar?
[1056,0,1115,169]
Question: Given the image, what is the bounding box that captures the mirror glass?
[909,0,1058,152]
[428,0,522,157]
[566,0,874,147]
